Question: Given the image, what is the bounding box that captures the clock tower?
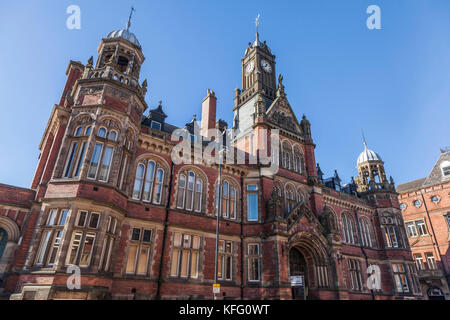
[234,31,277,110]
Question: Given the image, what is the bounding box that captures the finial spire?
[255,13,261,40]
[126,6,135,31]
[362,129,368,148]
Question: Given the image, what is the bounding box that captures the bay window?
[392,263,409,294]
[66,210,100,268]
[87,125,118,182]
[99,216,117,272]
[35,209,69,267]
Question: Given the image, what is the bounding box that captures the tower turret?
[354,139,394,193]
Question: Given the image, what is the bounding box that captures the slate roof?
[396,178,426,193]
[396,150,450,193]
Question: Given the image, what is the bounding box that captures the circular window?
[413,200,421,208]
[400,203,407,211]
[431,195,440,204]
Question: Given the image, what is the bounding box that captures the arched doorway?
[0,228,7,261]
[289,248,308,300]
[427,286,445,301]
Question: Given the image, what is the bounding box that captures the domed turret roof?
[107,25,141,47]
[357,142,382,166]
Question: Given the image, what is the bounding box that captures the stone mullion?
[55,204,78,271]
[24,206,49,269]
[54,205,78,272]
[79,114,100,180]
[90,211,109,273]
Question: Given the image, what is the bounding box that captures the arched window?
[216,179,238,220]
[98,127,107,138]
[342,213,358,245]
[281,142,293,170]
[87,121,121,182]
[381,214,402,248]
[285,186,296,214]
[359,217,375,248]
[177,171,204,213]
[293,146,305,174]
[108,130,118,141]
[85,126,92,136]
[75,126,83,137]
[63,124,93,179]
[132,160,165,205]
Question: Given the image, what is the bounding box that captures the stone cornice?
[322,193,374,215]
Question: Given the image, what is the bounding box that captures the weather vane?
[362,129,368,147]
[126,6,136,30]
[255,14,261,33]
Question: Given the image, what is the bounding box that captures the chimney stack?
[201,89,217,139]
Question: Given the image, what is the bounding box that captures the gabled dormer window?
[441,161,450,177]
[151,121,162,131]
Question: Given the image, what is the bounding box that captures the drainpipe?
[354,210,375,300]
[155,162,175,300]
[240,174,244,300]
[420,192,449,288]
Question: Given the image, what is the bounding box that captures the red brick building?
[0,23,421,300]
[397,149,450,300]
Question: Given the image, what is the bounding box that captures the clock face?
[261,60,272,73]
[246,61,254,75]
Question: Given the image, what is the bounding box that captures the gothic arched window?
[177,170,206,213]
[381,214,403,248]
[132,160,165,205]
[87,119,120,182]
[281,141,293,170]
[342,213,358,245]
[215,179,239,220]
[359,217,375,248]
[285,186,296,214]
[293,146,305,174]
[62,117,93,179]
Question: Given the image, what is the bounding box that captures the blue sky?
[0,0,449,188]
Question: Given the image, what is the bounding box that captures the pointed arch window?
[87,125,119,182]
[285,186,296,214]
[62,124,92,179]
[216,180,238,220]
[342,213,358,245]
[293,147,305,174]
[359,217,375,248]
[132,160,165,205]
[98,127,107,138]
[177,171,204,213]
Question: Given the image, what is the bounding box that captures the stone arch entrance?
[289,248,308,300]
[0,216,20,286]
[0,228,7,261]
[288,232,332,300]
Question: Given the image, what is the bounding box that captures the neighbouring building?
[0,20,421,300]
[397,149,450,300]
